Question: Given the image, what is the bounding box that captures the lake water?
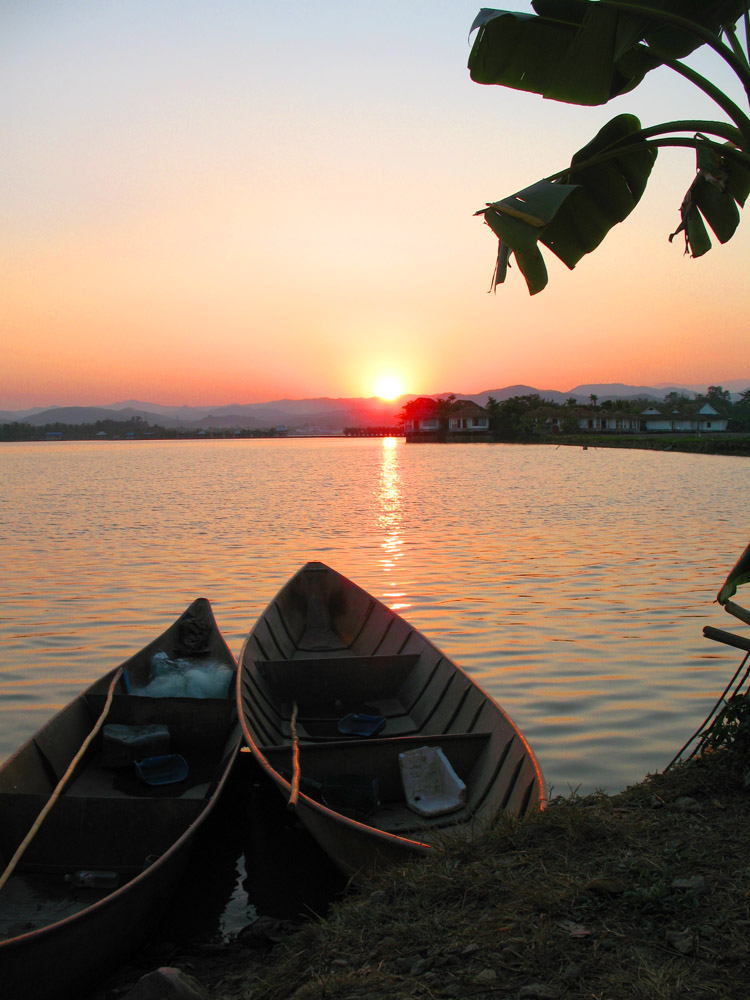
[1,437,748,796]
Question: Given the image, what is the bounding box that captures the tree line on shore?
[3,385,748,443]
[0,416,287,442]
[400,385,750,442]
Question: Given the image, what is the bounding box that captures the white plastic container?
[398,745,467,817]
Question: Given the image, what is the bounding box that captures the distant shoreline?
[2,429,749,456]
[404,433,750,456]
[546,433,750,457]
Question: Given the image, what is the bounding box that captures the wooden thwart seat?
[262,731,491,800]
[0,792,205,873]
[255,654,419,712]
[262,732,492,837]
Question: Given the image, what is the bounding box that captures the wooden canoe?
[237,562,544,874]
[0,598,241,1000]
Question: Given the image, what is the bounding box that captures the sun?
[373,375,404,400]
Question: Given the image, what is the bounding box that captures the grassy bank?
[554,433,750,457]
[245,749,749,1000]
[108,746,749,1000]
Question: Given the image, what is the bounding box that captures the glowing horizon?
[3,2,750,412]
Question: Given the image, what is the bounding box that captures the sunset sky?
[3,1,749,409]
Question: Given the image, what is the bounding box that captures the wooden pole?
[0,667,123,893]
[288,700,300,810]
[724,600,750,627]
[703,625,750,653]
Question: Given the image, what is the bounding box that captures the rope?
[665,652,750,770]
[0,667,123,893]
[288,700,300,809]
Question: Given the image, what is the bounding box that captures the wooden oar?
[0,667,123,893]
[288,700,300,810]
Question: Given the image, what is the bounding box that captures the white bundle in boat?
[131,652,233,699]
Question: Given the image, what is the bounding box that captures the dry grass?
[241,748,750,1000]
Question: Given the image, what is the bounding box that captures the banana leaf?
[718,541,750,605]
[469,5,653,104]
[469,2,748,106]
[669,138,750,256]
[479,114,657,293]
[634,0,748,59]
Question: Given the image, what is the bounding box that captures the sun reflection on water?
[376,437,409,608]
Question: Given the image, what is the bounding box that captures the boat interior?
[0,684,237,877]
[242,650,536,835]
[239,564,542,837]
[0,684,237,939]
[0,600,239,944]
[245,647,503,742]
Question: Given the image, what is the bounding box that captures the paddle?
[0,667,123,893]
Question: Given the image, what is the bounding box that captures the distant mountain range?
[2,381,747,432]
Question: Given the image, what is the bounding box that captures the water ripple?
[1,438,748,793]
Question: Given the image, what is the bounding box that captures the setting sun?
[373,375,405,400]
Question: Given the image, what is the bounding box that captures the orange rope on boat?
[288,700,300,809]
[0,667,123,893]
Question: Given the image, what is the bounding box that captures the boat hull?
[0,599,240,1000]
[0,824,196,998]
[238,562,544,874]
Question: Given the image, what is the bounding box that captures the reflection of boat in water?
[237,561,545,874]
[240,757,346,921]
[0,599,240,1000]
[88,751,345,962]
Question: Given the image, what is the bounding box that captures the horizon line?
[3,378,749,414]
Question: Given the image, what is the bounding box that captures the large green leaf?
[717,541,750,605]
[542,113,658,266]
[483,187,578,292]
[469,6,653,105]
[532,0,749,60]
[478,114,657,293]
[669,138,750,255]
[636,0,748,59]
[695,138,750,207]
[468,2,747,106]
[723,147,750,207]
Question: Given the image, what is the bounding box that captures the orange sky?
[2,2,749,409]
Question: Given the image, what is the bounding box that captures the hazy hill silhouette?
[2,381,747,430]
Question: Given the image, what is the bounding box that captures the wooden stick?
[703,625,750,653]
[0,667,123,893]
[288,700,300,810]
[724,600,750,627]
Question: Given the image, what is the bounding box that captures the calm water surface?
[1,437,748,795]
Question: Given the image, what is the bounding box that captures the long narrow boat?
[0,599,241,1000]
[237,562,544,874]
